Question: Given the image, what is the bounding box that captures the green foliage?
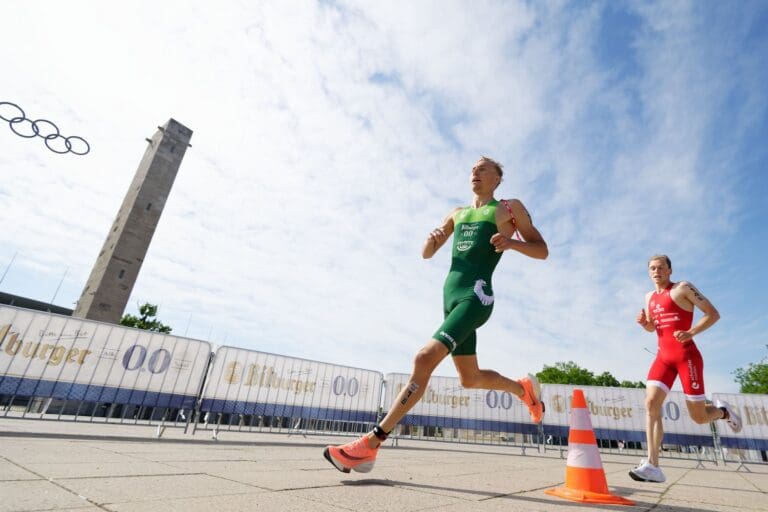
[733,362,768,394]
[593,371,620,387]
[537,361,594,385]
[620,380,646,389]
[536,361,645,388]
[120,303,172,333]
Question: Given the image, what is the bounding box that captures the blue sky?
[1,1,766,393]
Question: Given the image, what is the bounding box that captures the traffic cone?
[545,389,635,505]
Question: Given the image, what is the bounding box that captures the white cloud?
[1,1,765,394]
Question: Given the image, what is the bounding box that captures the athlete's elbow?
[537,244,549,260]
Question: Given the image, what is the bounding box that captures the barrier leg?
[41,397,53,416]
[288,418,307,438]
[212,413,222,441]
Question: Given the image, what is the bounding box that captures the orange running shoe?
[519,373,545,423]
[323,435,379,473]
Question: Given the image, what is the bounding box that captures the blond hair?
[648,254,672,270]
[478,156,504,178]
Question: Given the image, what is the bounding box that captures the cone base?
[545,486,635,506]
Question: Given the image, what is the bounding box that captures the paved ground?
[0,418,765,511]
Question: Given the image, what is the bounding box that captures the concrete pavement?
[0,418,765,511]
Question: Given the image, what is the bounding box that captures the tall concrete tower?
[73,119,193,323]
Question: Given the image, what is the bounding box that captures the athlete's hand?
[490,233,512,253]
[673,330,693,342]
[636,309,650,327]
[428,227,448,247]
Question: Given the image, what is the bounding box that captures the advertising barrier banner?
[200,346,383,423]
[0,305,211,409]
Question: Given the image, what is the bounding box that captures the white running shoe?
[628,459,648,480]
[629,460,666,483]
[715,399,743,434]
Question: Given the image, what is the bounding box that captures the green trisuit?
[433,200,503,356]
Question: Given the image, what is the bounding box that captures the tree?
[593,371,621,387]
[120,303,172,333]
[537,361,645,388]
[733,361,768,394]
[537,361,595,385]
[620,380,646,389]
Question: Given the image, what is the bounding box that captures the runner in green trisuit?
[324,156,549,474]
[436,198,509,356]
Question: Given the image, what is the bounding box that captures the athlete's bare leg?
[452,355,525,397]
[645,385,667,467]
[685,400,726,424]
[369,339,449,447]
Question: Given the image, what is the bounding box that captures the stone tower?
[73,119,193,323]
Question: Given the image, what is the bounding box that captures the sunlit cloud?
[1,1,766,394]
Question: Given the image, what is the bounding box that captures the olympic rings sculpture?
[0,101,90,155]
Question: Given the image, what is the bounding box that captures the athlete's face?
[470,160,501,193]
[648,259,672,286]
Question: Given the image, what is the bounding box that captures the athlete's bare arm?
[671,281,720,342]
[490,198,548,259]
[637,291,655,332]
[422,207,461,259]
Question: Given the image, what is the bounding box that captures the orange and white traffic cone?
[545,389,635,505]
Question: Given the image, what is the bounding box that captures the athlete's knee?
[645,397,663,418]
[413,348,433,369]
[413,346,443,373]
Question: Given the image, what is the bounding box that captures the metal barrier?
[1,304,766,465]
[541,384,717,465]
[712,392,768,468]
[382,373,542,451]
[195,345,383,439]
[0,305,211,435]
